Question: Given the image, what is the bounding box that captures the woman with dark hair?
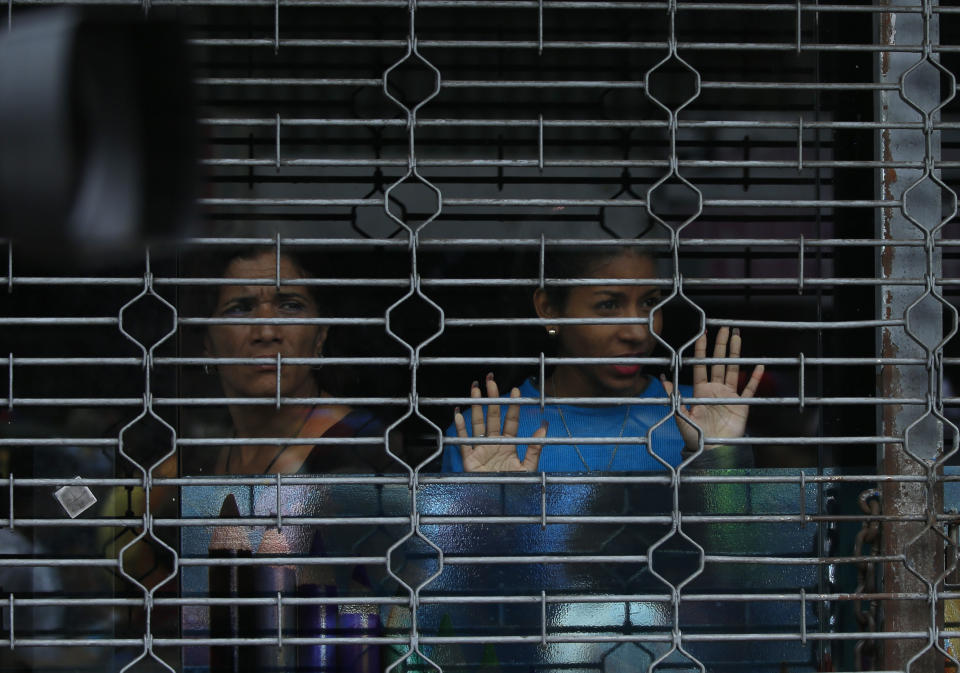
[195,246,387,673]
[204,246,390,475]
[443,246,763,472]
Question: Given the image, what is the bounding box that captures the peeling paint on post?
[877,0,945,669]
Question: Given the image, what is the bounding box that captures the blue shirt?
[442,376,691,472]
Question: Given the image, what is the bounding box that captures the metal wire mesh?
[2,0,960,671]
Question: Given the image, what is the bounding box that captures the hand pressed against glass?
[204,251,327,401]
[453,374,547,472]
[660,326,764,449]
[452,249,764,472]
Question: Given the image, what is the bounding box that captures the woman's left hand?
[660,326,764,450]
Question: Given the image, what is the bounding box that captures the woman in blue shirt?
[442,246,764,473]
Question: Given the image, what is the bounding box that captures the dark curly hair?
[540,244,666,311]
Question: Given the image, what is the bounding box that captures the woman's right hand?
[453,373,546,472]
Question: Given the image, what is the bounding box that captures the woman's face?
[204,251,327,400]
[535,252,663,398]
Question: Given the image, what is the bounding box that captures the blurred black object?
[0,8,198,265]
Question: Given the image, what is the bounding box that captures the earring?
[547,327,558,338]
[203,364,211,375]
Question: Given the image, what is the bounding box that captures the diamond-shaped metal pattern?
[385,50,442,113]
[645,54,701,115]
[901,56,957,117]
[648,529,705,590]
[647,173,703,231]
[902,174,958,234]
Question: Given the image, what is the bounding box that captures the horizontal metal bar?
[2,272,956,290]
[197,77,382,87]
[419,356,956,366]
[0,432,908,450]
[417,276,940,287]
[182,316,384,325]
[415,631,929,645]
[0,317,116,325]
[0,315,915,328]
[0,636,405,648]
[162,636,404,646]
[187,37,934,54]
[0,396,930,407]
[428,472,960,485]
[0,558,116,567]
[165,277,407,287]
[9,589,949,609]
[444,317,903,328]
[199,196,902,208]
[198,116,939,132]
[418,513,933,525]
[0,472,940,487]
[11,596,407,608]
[0,439,122,447]
[4,512,942,528]
[0,396,406,407]
[0,633,935,652]
[0,633,936,651]
[201,156,927,171]
[440,553,899,566]
[196,77,898,93]
[0,355,947,368]
[0,516,408,527]
[179,556,385,567]
[431,395,921,406]
[0,476,139,484]
[8,0,939,13]
[443,553,645,564]
[0,638,143,648]
[160,516,401,526]
[215,236,955,248]
[201,197,381,206]
[2,236,945,258]
[5,276,952,291]
[446,435,900,445]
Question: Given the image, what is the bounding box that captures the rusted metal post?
[877,0,947,669]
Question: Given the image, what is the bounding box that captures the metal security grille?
[3,0,960,671]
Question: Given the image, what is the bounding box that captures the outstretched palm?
[661,326,764,450]
[453,374,546,472]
